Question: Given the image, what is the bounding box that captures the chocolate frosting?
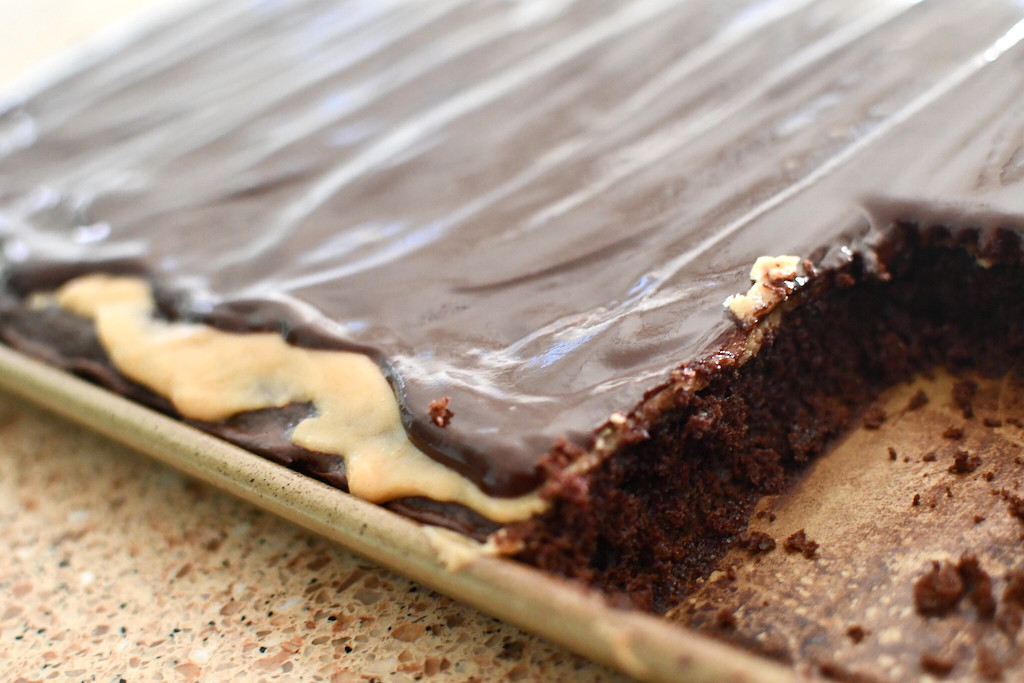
[3,0,1024,496]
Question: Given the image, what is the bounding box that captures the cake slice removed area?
[672,369,1024,681]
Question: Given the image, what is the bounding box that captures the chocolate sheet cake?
[4,0,1024,674]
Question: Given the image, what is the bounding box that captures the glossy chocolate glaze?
[3,0,1024,497]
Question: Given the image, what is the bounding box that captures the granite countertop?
[0,3,621,680]
[0,390,618,681]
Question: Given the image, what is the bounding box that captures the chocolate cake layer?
[4,0,1024,504]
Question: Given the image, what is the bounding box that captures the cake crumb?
[973,515,986,524]
[888,446,898,461]
[942,426,964,440]
[976,645,1002,681]
[782,529,818,559]
[983,471,996,482]
[920,652,954,677]
[1003,569,1024,607]
[913,561,965,616]
[948,449,981,474]
[1007,417,1023,428]
[983,417,1003,428]
[906,389,930,411]
[912,494,921,507]
[714,607,736,629]
[845,624,868,644]
[922,451,937,462]
[737,531,776,554]
[953,379,978,419]
[1000,491,1024,521]
[958,555,995,619]
[817,661,842,680]
[862,407,886,429]
[428,397,454,427]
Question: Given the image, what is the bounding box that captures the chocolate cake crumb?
[983,471,996,482]
[920,652,955,677]
[913,494,922,507]
[1003,569,1024,607]
[1000,491,1024,521]
[782,529,818,559]
[945,486,954,498]
[906,389,930,411]
[948,449,981,474]
[974,515,986,524]
[942,426,964,440]
[922,451,938,462]
[983,417,1003,428]
[953,379,978,419]
[427,397,454,427]
[861,407,886,429]
[976,645,1002,681]
[714,607,736,629]
[958,555,995,619]
[845,624,868,644]
[817,661,877,682]
[817,662,843,680]
[914,561,965,616]
[888,446,898,461]
[737,531,776,554]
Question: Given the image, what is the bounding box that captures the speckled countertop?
[0,389,621,682]
[0,4,622,680]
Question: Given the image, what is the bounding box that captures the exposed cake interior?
[506,222,1024,613]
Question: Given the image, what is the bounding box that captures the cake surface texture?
[4,0,1024,677]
